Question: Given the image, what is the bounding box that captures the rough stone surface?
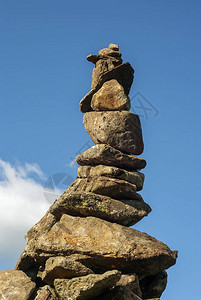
[109,43,119,51]
[41,256,93,285]
[80,63,134,113]
[116,274,142,297]
[34,285,57,300]
[67,177,137,199]
[20,215,177,278]
[0,270,36,300]
[78,165,144,190]
[83,111,144,155]
[98,286,142,300]
[76,144,146,170]
[140,271,167,299]
[91,79,130,111]
[54,270,121,300]
[49,191,151,226]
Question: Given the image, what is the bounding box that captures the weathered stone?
[91,57,122,90]
[83,111,144,155]
[41,256,93,285]
[109,43,119,51]
[91,79,131,111]
[80,62,134,112]
[21,215,177,278]
[98,286,142,300]
[49,191,151,226]
[87,54,99,64]
[76,144,146,170]
[0,270,36,300]
[25,212,57,243]
[78,165,144,190]
[98,48,122,57]
[116,274,142,297]
[140,271,167,299]
[67,177,137,199]
[54,270,121,300]
[34,285,57,300]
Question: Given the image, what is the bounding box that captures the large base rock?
[76,144,146,170]
[83,111,144,155]
[0,270,36,300]
[17,215,177,279]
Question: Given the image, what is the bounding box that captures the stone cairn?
[0,44,177,300]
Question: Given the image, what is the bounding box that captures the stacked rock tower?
[0,44,177,300]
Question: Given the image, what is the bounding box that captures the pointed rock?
[54,270,121,300]
[76,144,146,170]
[83,111,144,155]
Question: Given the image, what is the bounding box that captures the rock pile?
[0,44,177,300]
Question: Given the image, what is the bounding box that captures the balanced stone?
[116,274,142,297]
[91,79,131,111]
[139,271,167,299]
[49,191,151,226]
[78,165,144,190]
[67,177,137,199]
[80,62,134,112]
[76,144,146,170]
[18,215,177,278]
[54,270,121,300]
[109,43,119,51]
[83,111,144,155]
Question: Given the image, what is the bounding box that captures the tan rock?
[78,165,144,190]
[41,256,93,285]
[67,177,137,199]
[80,62,134,112]
[0,270,36,300]
[91,79,130,111]
[98,286,142,300]
[49,191,151,226]
[21,215,177,278]
[116,274,142,297]
[109,43,119,51]
[98,48,122,57]
[83,111,144,155]
[76,144,146,170]
[54,270,121,300]
[34,285,57,300]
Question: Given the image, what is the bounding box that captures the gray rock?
[76,144,146,170]
[41,256,93,285]
[83,111,144,155]
[54,270,121,300]
[78,165,144,190]
[91,79,130,111]
[80,62,134,113]
[67,177,137,199]
[0,270,36,300]
[18,215,177,278]
[49,191,151,226]
[140,270,167,299]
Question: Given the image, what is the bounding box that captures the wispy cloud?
[0,159,62,270]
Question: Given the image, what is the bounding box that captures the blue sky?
[0,0,200,299]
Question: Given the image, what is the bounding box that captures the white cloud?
[0,159,62,270]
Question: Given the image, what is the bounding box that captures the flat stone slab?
[54,270,121,300]
[80,62,134,113]
[0,270,36,300]
[91,79,130,111]
[49,191,151,226]
[78,165,144,191]
[41,256,93,285]
[76,144,146,170]
[20,215,177,278]
[83,111,144,155]
[67,177,137,199]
